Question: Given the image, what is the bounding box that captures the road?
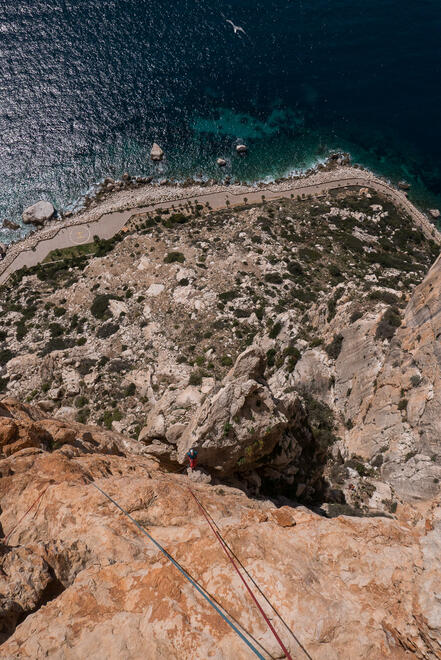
[0,170,438,285]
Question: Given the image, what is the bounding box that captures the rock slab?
[150,143,164,162]
[22,201,55,226]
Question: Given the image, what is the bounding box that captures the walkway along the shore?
[0,169,439,285]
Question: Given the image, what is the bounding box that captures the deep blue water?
[0,0,440,240]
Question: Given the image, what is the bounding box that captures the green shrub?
[327,299,337,321]
[164,251,185,264]
[264,272,283,285]
[124,382,136,397]
[367,251,413,272]
[223,422,233,436]
[350,309,363,323]
[325,333,344,360]
[298,247,321,262]
[368,290,399,305]
[269,321,282,339]
[40,337,75,356]
[49,322,64,338]
[169,212,188,224]
[189,370,203,386]
[102,408,123,429]
[398,398,408,411]
[75,395,89,408]
[266,348,277,368]
[303,394,339,449]
[375,306,401,340]
[97,323,119,339]
[77,337,87,346]
[284,345,301,372]
[0,348,15,366]
[16,321,28,341]
[220,355,233,367]
[219,290,238,302]
[77,358,97,376]
[91,294,119,320]
[410,375,421,387]
[340,233,364,253]
[76,407,90,424]
[234,308,252,318]
[329,263,343,280]
[287,261,303,276]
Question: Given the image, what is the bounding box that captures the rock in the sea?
[0,242,6,256]
[22,201,55,226]
[216,158,227,167]
[398,180,411,190]
[2,219,19,231]
[150,143,164,162]
[236,144,248,154]
[429,208,440,219]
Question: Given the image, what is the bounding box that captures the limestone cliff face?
[336,255,441,501]
[0,400,440,659]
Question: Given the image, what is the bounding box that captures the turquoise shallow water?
[0,1,440,241]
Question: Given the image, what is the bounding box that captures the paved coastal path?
[0,166,439,285]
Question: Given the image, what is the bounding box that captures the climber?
[186,448,198,470]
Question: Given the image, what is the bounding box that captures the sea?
[0,0,440,242]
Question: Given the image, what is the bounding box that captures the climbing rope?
[90,482,267,660]
[191,489,313,660]
[3,485,49,545]
[188,488,294,660]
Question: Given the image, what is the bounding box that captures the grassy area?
[42,242,97,263]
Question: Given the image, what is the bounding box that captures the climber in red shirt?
[186,448,198,470]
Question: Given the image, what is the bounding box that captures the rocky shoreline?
[0,158,440,286]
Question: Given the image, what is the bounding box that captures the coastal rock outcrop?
[2,219,19,231]
[236,144,248,154]
[0,401,440,659]
[217,158,227,167]
[22,201,55,226]
[150,142,164,162]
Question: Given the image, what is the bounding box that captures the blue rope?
[91,482,266,660]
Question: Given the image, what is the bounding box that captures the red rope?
[188,488,293,660]
[3,486,49,545]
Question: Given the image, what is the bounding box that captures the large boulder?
[2,219,19,231]
[22,201,55,226]
[139,347,305,477]
[150,143,164,162]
